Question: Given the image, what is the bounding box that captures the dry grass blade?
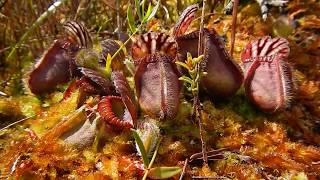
[0,117,32,132]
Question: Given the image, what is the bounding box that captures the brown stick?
[116,0,121,37]
[196,0,208,165]
[74,0,86,20]
[189,148,227,162]
[192,176,231,179]
[179,158,189,180]
[230,0,239,57]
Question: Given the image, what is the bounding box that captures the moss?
[29,90,80,136]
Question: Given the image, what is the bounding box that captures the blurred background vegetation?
[1,0,319,118]
[0,0,209,96]
[1,0,318,96]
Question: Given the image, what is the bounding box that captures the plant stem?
[105,23,142,76]
[179,158,189,180]
[196,0,208,165]
[0,116,32,132]
[142,137,162,180]
[142,169,148,180]
[194,95,207,164]
[74,0,86,20]
[230,0,239,57]
[116,0,121,38]
[110,24,142,61]
[198,1,205,56]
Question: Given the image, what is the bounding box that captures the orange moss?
[218,122,320,176]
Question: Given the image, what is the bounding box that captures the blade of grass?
[127,4,137,33]
[148,137,162,168]
[146,0,160,22]
[148,167,182,179]
[140,0,146,16]
[142,137,162,180]
[132,129,150,167]
[142,3,153,23]
[135,0,142,20]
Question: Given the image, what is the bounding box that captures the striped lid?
[63,21,93,49]
[131,32,177,61]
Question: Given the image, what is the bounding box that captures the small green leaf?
[142,3,153,23]
[105,53,112,77]
[175,61,189,70]
[132,129,150,167]
[147,167,182,179]
[179,76,193,85]
[193,55,204,64]
[146,0,160,21]
[127,4,136,33]
[187,52,193,61]
[124,59,135,76]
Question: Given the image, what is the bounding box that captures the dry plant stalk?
[230,0,239,57]
[196,0,208,165]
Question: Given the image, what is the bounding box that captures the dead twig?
[179,158,189,180]
[230,0,239,57]
[196,0,208,165]
[189,148,227,162]
[115,0,121,39]
[0,117,32,132]
[74,0,87,20]
[192,176,232,179]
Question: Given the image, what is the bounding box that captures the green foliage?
[148,166,182,179]
[132,129,181,180]
[127,0,160,34]
[126,0,160,34]
[105,53,113,77]
[127,6,136,33]
[145,0,160,22]
[132,129,150,167]
[105,0,160,77]
[176,53,207,94]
